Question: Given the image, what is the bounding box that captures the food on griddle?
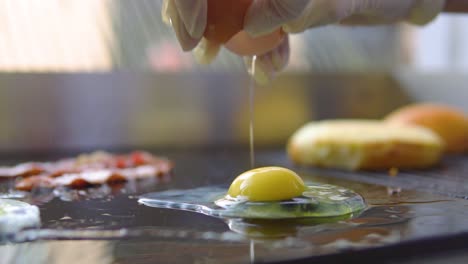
[204,0,284,56]
[0,151,173,191]
[287,120,444,170]
[385,103,468,153]
[227,167,305,202]
[139,166,366,219]
[0,199,40,235]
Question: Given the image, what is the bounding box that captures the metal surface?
[0,149,468,263]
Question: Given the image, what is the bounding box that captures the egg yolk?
[228,167,306,202]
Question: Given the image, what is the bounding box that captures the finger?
[340,15,383,25]
[244,36,289,85]
[163,0,200,51]
[244,55,274,86]
[339,0,444,26]
[282,0,342,33]
[270,36,290,71]
[174,0,207,39]
[244,0,309,37]
[193,38,221,65]
[338,1,413,26]
[245,47,288,86]
[161,0,171,25]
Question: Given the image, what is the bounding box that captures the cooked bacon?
[48,170,80,178]
[16,176,55,191]
[0,163,45,178]
[15,165,172,191]
[2,151,173,191]
[1,151,171,178]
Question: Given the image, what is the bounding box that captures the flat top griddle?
[1,149,468,264]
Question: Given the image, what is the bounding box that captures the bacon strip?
[15,165,172,191]
[0,151,173,191]
[0,163,45,178]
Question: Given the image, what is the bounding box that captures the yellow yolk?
[227,167,306,202]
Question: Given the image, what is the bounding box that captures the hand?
[162,0,227,65]
[244,0,446,37]
[162,0,206,52]
[163,0,289,84]
[244,36,290,85]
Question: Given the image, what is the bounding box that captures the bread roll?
[288,120,444,170]
[385,104,468,153]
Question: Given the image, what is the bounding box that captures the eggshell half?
[225,29,285,56]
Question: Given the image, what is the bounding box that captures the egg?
[204,0,252,44]
[225,30,285,56]
[204,0,285,56]
[0,199,40,234]
[139,167,366,220]
[227,167,305,202]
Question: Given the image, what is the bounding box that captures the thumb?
[244,0,309,37]
[162,0,203,51]
[244,36,290,85]
[193,38,221,65]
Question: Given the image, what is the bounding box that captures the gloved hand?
[244,36,290,85]
[162,0,222,65]
[242,0,445,84]
[244,0,446,37]
[163,0,446,85]
[162,0,206,52]
[161,0,287,80]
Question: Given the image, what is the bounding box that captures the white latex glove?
[243,0,444,84]
[244,0,446,37]
[244,36,290,85]
[162,0,289,79]
[162,0,222,65]
[162,0,206,52]
[162,0,289,83]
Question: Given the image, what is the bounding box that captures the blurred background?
[0,0,467,152]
